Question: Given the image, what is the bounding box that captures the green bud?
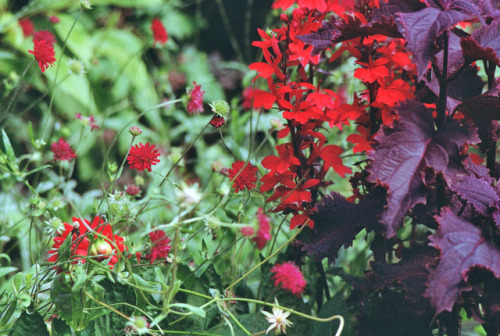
[209,100,230,118]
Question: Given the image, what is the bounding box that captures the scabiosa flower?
[270,262,306,296]
[29,39,56,72]
[209,114,226,128]
[68,59,85,76]
[19,18,34,37]
[128,126,143,136]
[151,18,168,46]
[51,137,76,161]
[49,15,60,24]
[144,229,172,264]
[228,160,258,193]
[261,299,293,335]
[186,81,205,114]
[34,30,56,45]
[127,143,161,172]
[253,208,271,249]
[125,184,141,196]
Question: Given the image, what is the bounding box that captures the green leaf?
[168,303,206,319]
[52,318,72,336]
[0,266,17,279]
[10,309,49,336]
[0,301,16,327]
[314,294,351,336]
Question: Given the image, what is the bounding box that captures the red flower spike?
[29,39,56,72]
[51,137,76,161]
[271,262,307,296]
[127,143,161,172]
[354,57,390,83]
[151,18,168,46]
[262,144,301,174]
[187,81,205,114]
[318,144,352,177]
[144,229,172,264]
[228,161,258,193]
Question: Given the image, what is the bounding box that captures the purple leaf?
[424,208,500,313]
[368,100,478,237]
[461,19,500,68]
[329,15,401,45]
[300,187,386,264]
[450,174,498,214]
[296,21,334,53]
[398,5,478,80]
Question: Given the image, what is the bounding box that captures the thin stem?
[1,61,35,123]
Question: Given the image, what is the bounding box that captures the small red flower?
[187,81,205,114]
[29,39,56,72]
[127,143,161,172]
[144,229,172,264]
[228,160,258,193]
[125,185,141,196]
[253,208,271,249]
[19,18,34,37]
[271,262,307,295]
[34,30,56,45]
[51,137,76,161]
[151,18,168,46]
[49,15,60,24]
[210,114,226,128]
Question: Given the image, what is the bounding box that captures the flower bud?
[209,100,230,118]
[128,126,143,136]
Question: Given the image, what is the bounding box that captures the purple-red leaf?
[461,19,500,67]
[300,188,386,264]
[329,15,401,45]
[368,100,478,237]
[450,174,499,214]
[424,208,500,313]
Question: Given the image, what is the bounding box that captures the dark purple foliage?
[450,174,498,214]
[461,19,500,66]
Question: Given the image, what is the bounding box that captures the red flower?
[29,39,56,72]
[262,144,301,174]
[34,30,56,45]
[49,15,60,24]
[51,137,76,161]
[144,229,172,264]
[127,143,161,172]
[151,18,168,46]
[125,185,141,196]
[19,18,34,37]
[253,208,271,249]
[210,114,226,128]
[228,161,258,193]
[48,216,126,270]
[187,81,205,114]
[354,56,389,83]
[271,262,307,295]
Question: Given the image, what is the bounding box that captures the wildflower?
[44,217,65,236]
[51,137,76,161]
[81,1,92,10]
[175,182,202,207]
[209,100,230,118]
[29,39,56,72]
[270,262,306,296]
[209,114,226,128]
[151,18,168,46]
[68,59,85,76]
[128,126,143,136]
[127,143,161,172]
[125,316,150,335]
[144,229,172,264]
[125,185,141,196]
[186,81,205,114]
[34,30,56,45]
[261,299,292,335]
[227,160,258,193]
[19,18,34,37]
[75,113,98,130]
[47,216,126,269]
[253,208,271,249]
[49,15,60,24]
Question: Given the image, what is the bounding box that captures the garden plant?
[0,0,500,335]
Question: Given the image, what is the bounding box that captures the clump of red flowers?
[47,216,126,270]
[186,81,205,114]
[29,39,56,72]
[127,143,161,172]
[144,229,172,264]
[51,137,76,161]
[151,18,168,46]
[19,18,34,37]
[270,261,306,296]
[34,30,56,45]
[227,160,258,193]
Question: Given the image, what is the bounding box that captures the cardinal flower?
[51,137,76,161]
[228,161,258,193]
[127,143,161,172]
[271,262,306,295]
[151,18,168,46]
[29,39,56,72]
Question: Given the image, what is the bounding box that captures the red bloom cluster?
[144,229,172,264]
[210,115,226,128]
[187,81,205,114]
[271,261,306,296]
[228,161,258,193]
[151,18,168,46]
[34,30,56,45]
[127,143,161,172]
[19,18,34,37]
[48,216,126,269]
[29,39,56,72]
[51,137,76,161]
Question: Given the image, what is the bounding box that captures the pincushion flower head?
[144,228,172,264]
[127,142,161,172]
[270,262,306,296]
[186,81,205,114]
[261,299,292,335]
[34,30,56,45]
[19,18,34,37]
[151,18,168,46]
[227,160,258,193]
[29,39,56,72]
[51,137,76,161]
[47,216,126,270]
